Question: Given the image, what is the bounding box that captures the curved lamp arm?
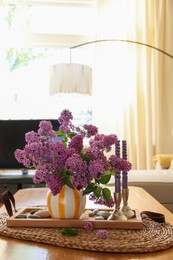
[70,39,173,60]
[50,39,173,95]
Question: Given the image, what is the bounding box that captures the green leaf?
[62,136,68,145]
[83,183,97,195]
[102,188,111,203]
[93,187,101,198]
[56,130,65,136]
[61,168,67,176]
[80,153,91,162]
[68,132,76,138]
[62,175,74,189]
[66,181,74,189]
[98,171,112,184]
[61,228,79,236]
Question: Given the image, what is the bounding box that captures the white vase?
[47,185,86,219]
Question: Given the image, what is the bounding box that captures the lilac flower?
[25,131,39,144]
[69,135,83,152]
[65,153,89,189]
[84,221,94,231]
[89,194,115,208]
[58,109,73,133]
[88,159,105,179]
[59,123,71,134]
[88,134,117,156]
[14,149,31,167]
[96,230,108,239]
[85,146,103,160]
[38,121,57,138]
[14,109,132,204]
[89,134,105,150]
[83,124,98,137]
[103,134,118,152]
[58,109,73,124]
[65,154,84,173]
[33,164,53,184]
[44,173,63,196]
[109,155,132,172]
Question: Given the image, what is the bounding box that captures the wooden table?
[0,186,173,260]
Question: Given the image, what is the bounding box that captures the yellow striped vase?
[47,185,86,219]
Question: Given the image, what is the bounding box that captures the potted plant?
[15,109,132,219]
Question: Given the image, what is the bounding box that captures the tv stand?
[0,170,45,202]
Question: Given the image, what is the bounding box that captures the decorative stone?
[97,211,111,219]
[88,210,95,217]
[30,209,39,215]
[122,206,135,219]
[80,210,90,220]
[28,214,41,219]
[93,209,100,215]
[95,216,104,220]
[108,211,128,221]
[15,214,27,219]
[33,210,51,218]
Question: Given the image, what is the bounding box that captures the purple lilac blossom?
[44,173,63,196]
[58,109,73,123]
[84,221,94,231]
[103,134,118,152]
[25,131,39,144]
[75,126,85,137]
[85,146,104,160]
[109,155,132,172]
[96,230,108,239]
[68,135,83,152]
[89,134,117,154]
[72,172,90,190]
[14,149,31,168]
[33,164,54,184]
[88,159,105,179]
[65,154,84,173]
[58,109,73,133]
[65,154,89,189]
[83,124,98,137]
[38,121,57,138]
[89,194,115,208]
[14,109,132,200]
[89,134,105,150]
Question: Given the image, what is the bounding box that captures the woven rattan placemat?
[0,213,173,253]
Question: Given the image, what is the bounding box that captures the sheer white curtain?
[92,0,173,169]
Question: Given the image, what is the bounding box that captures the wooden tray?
[6,207,144,229]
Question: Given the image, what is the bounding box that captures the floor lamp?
[49,39,173,96]
[49,39,173,220]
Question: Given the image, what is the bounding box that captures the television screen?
[0,119,59,169]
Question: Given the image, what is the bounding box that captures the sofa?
[127,154,173,212]
[128,170,173,212]
[109,169,173,213]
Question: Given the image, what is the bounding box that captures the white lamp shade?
[49,63,92,95]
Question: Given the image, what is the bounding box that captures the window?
[0,1,97,124]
